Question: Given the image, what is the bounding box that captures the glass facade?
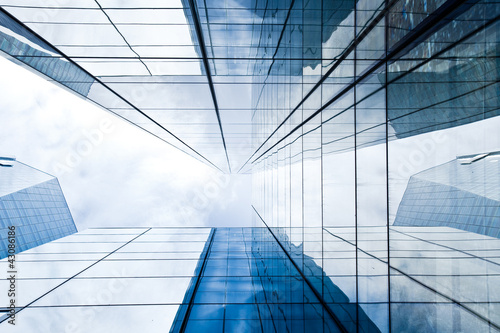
[0,228,210,331]
[0,158,77,259]
[250,0,499,331]
[0,0,499,332]
[1,226,499,332]
[395,151,500,238]
[0,227,378,332]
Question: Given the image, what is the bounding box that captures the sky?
[0,56,253,230]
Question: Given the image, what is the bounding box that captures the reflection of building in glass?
[2,226,498,332]
[394,152,500,238]
[387,225,500,333]
[181,0,356,75]
[171,227,379,333]
[0,227,376,332]
[0,0,499,332]
[384,53,500,139]
[0,157,77,259]
[0,11,94,96]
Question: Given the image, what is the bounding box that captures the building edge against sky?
[0,156,77,259]
[0,0,498,332]
[394,151,500,238]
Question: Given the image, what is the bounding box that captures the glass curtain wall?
[252,0,500,332]
[0,160,77,258]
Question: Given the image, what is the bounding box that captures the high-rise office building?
[395,151,500,238]
[0,0,498,332]
[0,156,77,259]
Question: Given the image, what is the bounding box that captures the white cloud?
[0,56,252,230]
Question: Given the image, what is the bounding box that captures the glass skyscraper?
[0,157,77,259]
[0,0,498,332]
[395,151,500,238]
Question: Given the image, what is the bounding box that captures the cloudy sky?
[0,56,252,230]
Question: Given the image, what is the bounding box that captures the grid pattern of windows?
[0,161,76,258]
[0,227,380,332]
[0,0,498,332]
[2,226,499,332]
[395,154,500,237]
[171,227,376,333]
[0,227,211,332]
[248,0,500,332]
